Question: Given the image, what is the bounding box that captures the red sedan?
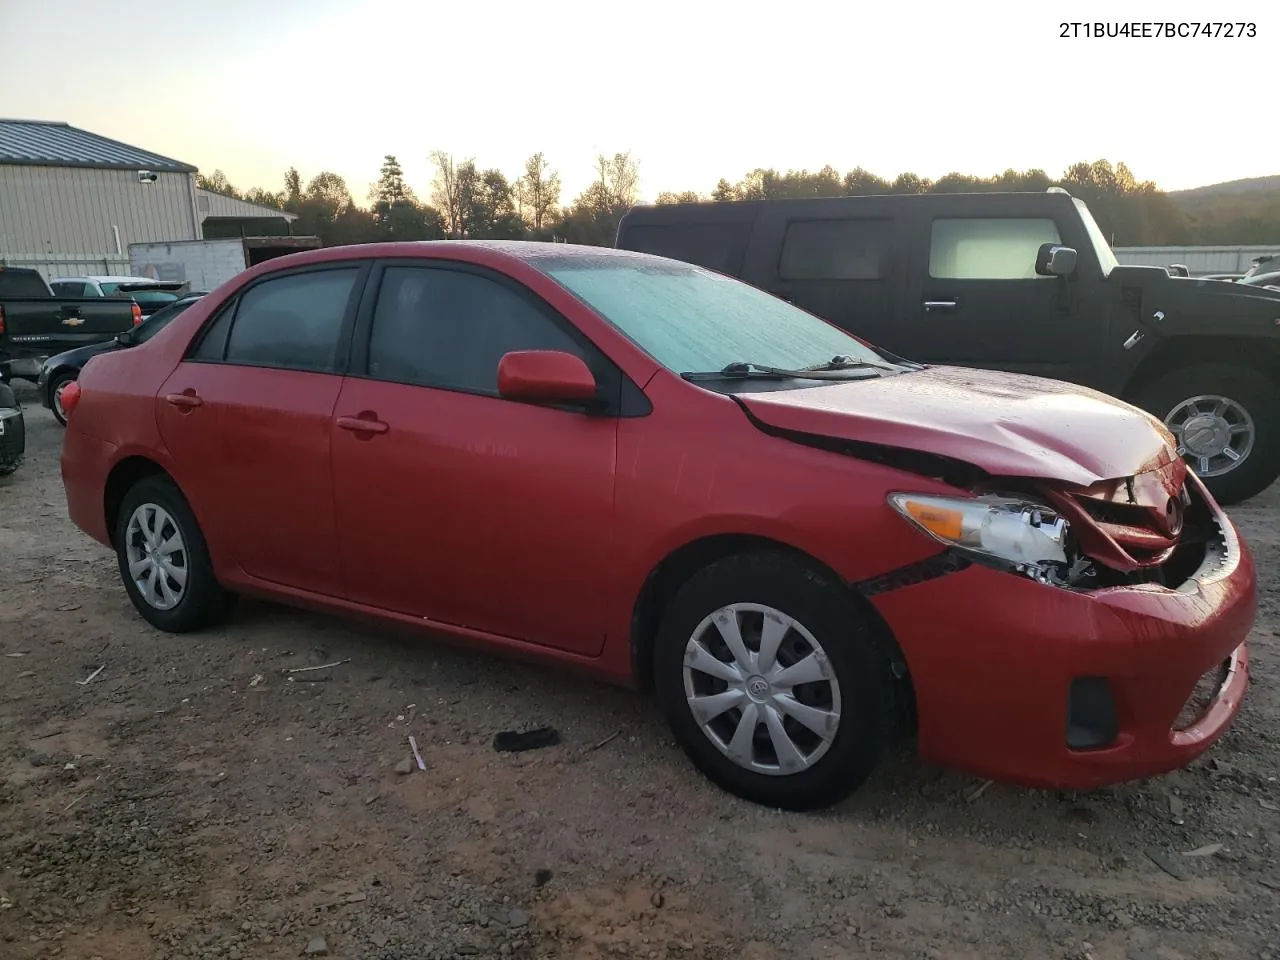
[59,242,1254,810]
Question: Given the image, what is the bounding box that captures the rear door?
[329,260,621,656]
[739,203,911,356]
[901,200,1096,379]
[155,263,368,597]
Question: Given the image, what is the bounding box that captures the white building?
[0,119,295,279]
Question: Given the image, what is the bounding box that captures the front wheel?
[653,552,894,811]
[114,475,236,632]
[1132,363,1280,505]
[49,370,78,427]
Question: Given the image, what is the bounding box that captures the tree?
[842,168,891,195]
[242,187,284,209]
[370,154,414,207]
[197,170,240,198]
[656,190,702,204]
[430,152,480,238]
[367,154,444,241]
[514,153,561,235]
[712,178,738,202]
[468,169,524,239]
[283,168,304,210]
[553,152,640,246]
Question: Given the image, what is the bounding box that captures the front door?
[903,211,1090,380]
[156,264,366,596]
[330,262,619,657]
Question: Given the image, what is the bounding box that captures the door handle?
[336,415,388,435]
[923,300,958,311]
[164,392,202,408]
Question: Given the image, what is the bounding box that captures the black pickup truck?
[617,188,1280,504]
[0,266,142,387]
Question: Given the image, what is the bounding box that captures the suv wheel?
[653,552,894,811]
[1133,363,1280,505]
[114,475,236,632]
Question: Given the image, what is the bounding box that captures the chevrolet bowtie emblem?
[61,316,85,326]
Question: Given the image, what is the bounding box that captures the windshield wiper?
[800,354,899,373]
[680,360,887,382]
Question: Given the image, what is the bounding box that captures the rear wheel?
[114,475,236,632]
[49,370,77,426]
[1132,363,1280,505]
[653,551,893,811]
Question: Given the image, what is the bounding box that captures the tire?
[1131,363,1280,505]
[114,474,236,632]
[48,369,77,427]
[653,551,893,811]
[0,384,22,477]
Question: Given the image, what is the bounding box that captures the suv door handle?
[164,392,202,408]
[336,415,388,435]
[923,300,958,312]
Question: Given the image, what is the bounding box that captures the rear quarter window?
[619,222,751,276]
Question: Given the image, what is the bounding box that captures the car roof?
[247,240,670,276]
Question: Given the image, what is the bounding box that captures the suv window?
[779,219,890,280]
[216,268,357,372]
[367,266,584,394]
[620,223,751,275]
[51,280,88,297]
[929,218,1062,280]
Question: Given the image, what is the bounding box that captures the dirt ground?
[1,384,1278,960]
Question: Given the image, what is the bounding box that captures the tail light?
[131,303,143,326]
[0,304,5,335]
[61,381,82,419]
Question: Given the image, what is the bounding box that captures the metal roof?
[0,119,196,172]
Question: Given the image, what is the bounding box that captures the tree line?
[197,154,1276,250]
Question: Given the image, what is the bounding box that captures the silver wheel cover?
[124,503,189,610]
[682,603,841,776]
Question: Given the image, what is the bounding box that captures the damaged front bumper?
[866,473,1255,790]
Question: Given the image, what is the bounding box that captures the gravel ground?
[1,385,1278,960]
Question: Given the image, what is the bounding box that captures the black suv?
[617,188,1280,504]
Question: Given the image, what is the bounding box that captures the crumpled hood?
[737,365,1178,487]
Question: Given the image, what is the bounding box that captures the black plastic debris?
[493,727,561,753]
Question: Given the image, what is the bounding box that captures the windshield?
[135,298,199,343]
[1074,199,1119,277]
[541,255,896,377]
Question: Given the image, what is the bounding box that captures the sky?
[1,0,1275,205]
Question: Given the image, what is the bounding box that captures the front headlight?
[888,492,1071,573]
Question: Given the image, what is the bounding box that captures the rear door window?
[193,268,359,373]
[929,218,1062,280]
[778,219,891,280]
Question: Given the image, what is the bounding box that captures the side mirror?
[1035,243,1078,277]
[497,350,599,407]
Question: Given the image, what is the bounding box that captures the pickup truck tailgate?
[2,297,139,353]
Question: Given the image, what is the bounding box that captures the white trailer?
[127,236,322,292]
